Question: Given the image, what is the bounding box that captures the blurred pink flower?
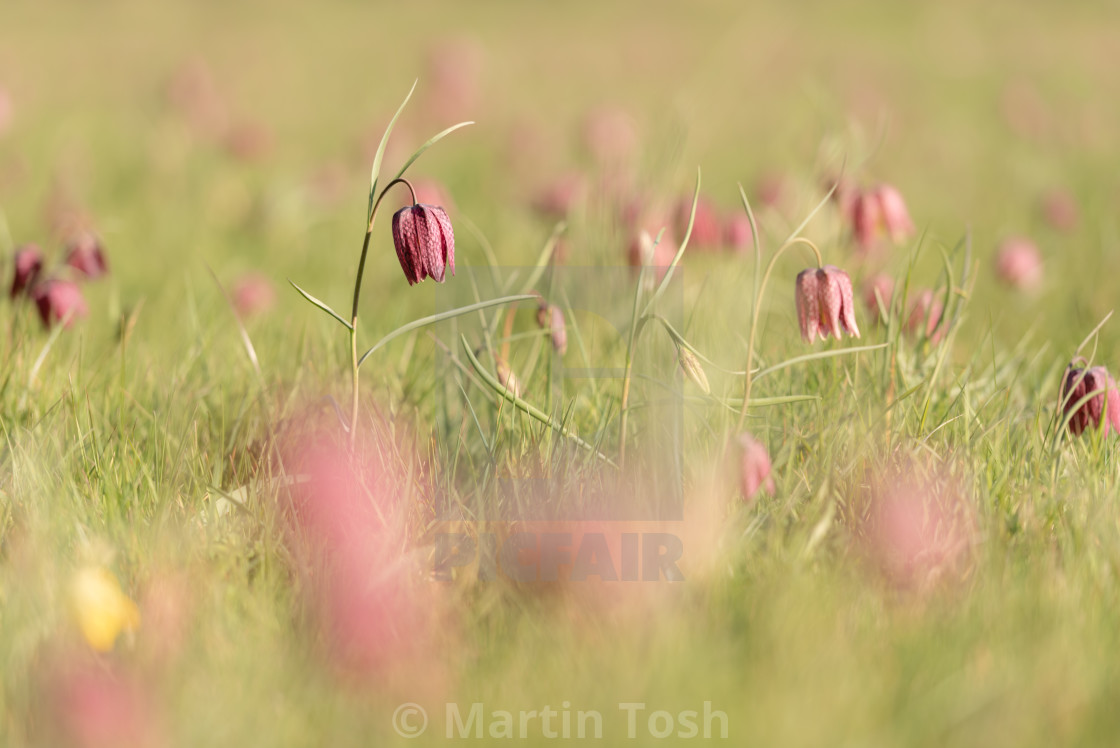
[582,105,637,167]
[627,229,676,283]
[862,273,894,324]
[280,424,435,681]
[994,237,1043,290]
[795,265,860,343]
[862,468,974,590]
[724,214,754,252]
[738,433,775,502]
[32,279,88,328]
[232,273,276,318]
[674,194,722,250]
[536,302,568,356]
[1041,189,1078,233]
[1061,363,1120,437]
[850,190,883,252]
[875,184,915,243]
[392,203,456,285]
[43,659,162,748]
[531,172,587,220]
[905,289,943,341]
[65,234,109,279]
[850,183,915,251]
[10,244,43,298]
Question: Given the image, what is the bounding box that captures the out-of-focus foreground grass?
[3,0,1120,745]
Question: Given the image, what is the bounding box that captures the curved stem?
[734,236,824,434]
[348,177,416,445]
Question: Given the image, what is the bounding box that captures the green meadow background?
[3,0,1120,745]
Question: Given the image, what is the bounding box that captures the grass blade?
[391,121,475,184]
[367,79,417,222]
[358,294,538,368]
[287,280,353,331]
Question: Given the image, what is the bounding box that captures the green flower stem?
[348,177,415,444]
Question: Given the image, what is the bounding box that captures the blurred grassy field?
[4,0,1120,745]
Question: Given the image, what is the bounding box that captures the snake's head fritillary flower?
[995,237,1043,290]
[874,183,916,244]
[1061,363,1120,436]
[536,302,568,356]
[795,265,860,343]
[849,183,915,250]
[65,233,109,279]
[10,244,43,298]
[32,279,88,328]
[738,433,775,503]
[391,203,455,285]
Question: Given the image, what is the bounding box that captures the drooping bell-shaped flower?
[795,265,860,343]
[65,233,109,279]
[32,278,88,328]
[10,244,43,298]
[738,432,775,502]
[1061,363,1120,436]
[391,203,455,285]
[536,302,568,356]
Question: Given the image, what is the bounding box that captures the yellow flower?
[69,567,140,652]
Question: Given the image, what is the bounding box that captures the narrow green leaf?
[754,343,889,381]
[288,279,353,330]
[357,294,537,368]
[368,79,418,222]
[391,121,475,185]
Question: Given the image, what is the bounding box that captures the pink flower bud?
[795,265,860,343]
[738,433,775,502]
[391,203,455,285]
[32,279,88,328]
[994,237,1042,290]
[495,356,521,398]
[65,233,109,279]
[536,302,568,355]
[10,244,43,298]
[1061,363,1120,436]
